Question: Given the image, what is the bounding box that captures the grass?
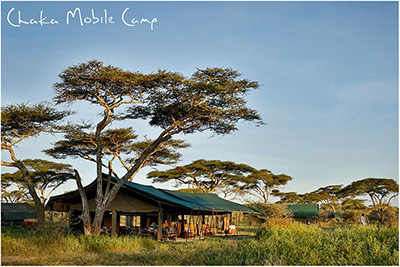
[1,223,398,265]
[255,223,399,265]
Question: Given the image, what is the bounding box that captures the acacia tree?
[176,188,204,193]
[309,185,343,212]
[1,103,72,229]
[340,198,368,210]
[147,159,256,197]
[2,159,74,204]
[44,127,189,180]
[250,202,293,220]
[1,177,30,203]
[276,185,352,212]
[275,191,333,205]
[274,192,304,204]
[338,178,399,210]
[52,60,263,235]
[244,169,293,203]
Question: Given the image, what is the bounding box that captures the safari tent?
[287,204,319,223]
[1,203,38,226]
[287,204,320,218]
[47,174,253,240]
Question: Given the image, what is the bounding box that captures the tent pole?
[111,209,117,238]
[200,212,205,239]
[167,213,172,237]
[157,205,162,241]
[181,214,185,238]
[187,209,193,241]
[238,211,242,235]
[197,209,202,239]
[248,212,252,233]
[211,210,215,235]
[224,214,227,235]
[207,212,211,233]
[190,210,194,238]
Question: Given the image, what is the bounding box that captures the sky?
[1,1,398,204]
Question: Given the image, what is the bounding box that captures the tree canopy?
[1,178,30,203]
[147,159,256,197]
[126,67,263,135]
[244,169,293,203]
[274,192,304,205]
[306,185,343,212]
[1,102,72,142]
[2,159,74,204]
[338,178,399,210]
[44,127,190,180]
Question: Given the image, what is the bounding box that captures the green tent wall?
[287,204,319,218]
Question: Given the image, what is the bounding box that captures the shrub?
[250,202,294,226]
[341,209,368,223]
[368,206,399,226]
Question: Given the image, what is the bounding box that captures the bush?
[250,202,294,226]
[368,206,399,226]
[256,220,317,239]
[253,203,293,218]
[341,209,368,223]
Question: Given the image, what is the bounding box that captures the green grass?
[255,223,399,265]
[1,223,398,265]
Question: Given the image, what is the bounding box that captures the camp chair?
[163,227,177,241]
[183,224,193,238]
[203,224,212,236]
[141,227,150,238]
[183,223,196,238]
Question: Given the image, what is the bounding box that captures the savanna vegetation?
[1,221,398,265]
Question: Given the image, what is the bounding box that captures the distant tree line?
[147,160,398,226]
[147,159,398,223]
[147,159,293,203]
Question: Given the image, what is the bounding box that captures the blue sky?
[1,1,398,203]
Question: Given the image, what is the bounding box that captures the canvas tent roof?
[47,175,253,214]
[122,177,253,212]
[1,203,37,221]
[162,189,253,212]
[122,179,205,210]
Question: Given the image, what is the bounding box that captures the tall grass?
[1,223,398,265]
[1,227,156,255]
[255,222,399,265]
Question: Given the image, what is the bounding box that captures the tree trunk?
[92,207,107,235]
[26,183,46,230]
[75,125,172,236]
[89,133,172,236]
[16,161,46,231]
[82,213,93,236]
[74,169,94,235]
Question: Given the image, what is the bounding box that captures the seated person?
[162,220,168,228]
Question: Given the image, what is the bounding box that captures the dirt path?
[1,256,38,265]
